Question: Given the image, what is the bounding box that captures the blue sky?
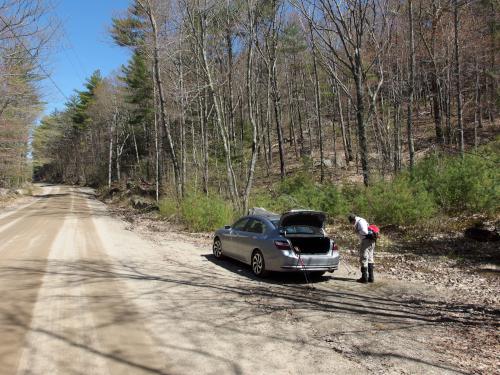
[43,0,131,116]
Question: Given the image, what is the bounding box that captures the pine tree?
[72,70,103,128]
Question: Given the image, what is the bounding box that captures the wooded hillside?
[31,0,498,217]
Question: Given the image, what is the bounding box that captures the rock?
[109,186,121,196]
[248,207,278,216]
[131,196,154,209]
[464,227,499,242]
[323,159,334,168]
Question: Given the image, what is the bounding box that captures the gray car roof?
[247,214,280,221]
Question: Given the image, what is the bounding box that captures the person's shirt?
[354,216,369,240]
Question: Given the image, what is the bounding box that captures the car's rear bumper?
[269,250,340,272]
[280,264,339,272]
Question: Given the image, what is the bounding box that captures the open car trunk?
[288,237,331,254]
[279,210,331,254]
[280,210,326,228]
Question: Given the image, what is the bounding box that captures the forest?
[1,0,498,228]
[0,0,56,188]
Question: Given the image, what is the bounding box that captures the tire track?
[13,187,170,375]
[0,186,67,375]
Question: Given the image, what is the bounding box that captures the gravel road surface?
[0,185,490,374]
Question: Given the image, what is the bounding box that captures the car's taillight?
[331,241,339,251]
[274,240,291,250]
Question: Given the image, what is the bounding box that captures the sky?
[43,0,131,116]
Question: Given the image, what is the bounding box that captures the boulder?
[464,227,499,242]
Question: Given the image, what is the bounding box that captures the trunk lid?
[279,210,327,229]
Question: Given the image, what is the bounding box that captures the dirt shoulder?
[107,205,499,374]
[331,223,500,309]
[0,187,37,211]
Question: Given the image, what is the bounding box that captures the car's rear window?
[282,225,322,235]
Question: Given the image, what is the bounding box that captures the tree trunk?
[474,59,481,149]
[394,107,402,173]
[140,1,182,197]
[354,71,370,186]
[300,71,313,156]
[407,0,416,169]
[271,61,286,179]
[197,13,240,208]
[179,55,187,196]
[354,69,369,186]
[152,63,160,201]
[108,113,115,188]
[332,75,351,164]
[454,0,464,157]
[285,59,299,159]
[242,1,260,214]
[310,21,324,181]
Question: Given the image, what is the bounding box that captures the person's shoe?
[357,267,368,283]
[368,263,374,283]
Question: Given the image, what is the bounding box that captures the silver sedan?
[212,210,340,277]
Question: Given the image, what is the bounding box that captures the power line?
[61,40,85,83]
[0,13,70,102]
[60,25,89,80]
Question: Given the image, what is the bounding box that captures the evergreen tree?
[72,70,103,128]
[121,51,153,128]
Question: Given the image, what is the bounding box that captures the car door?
[224,218,249,259]
[239,219,267,264]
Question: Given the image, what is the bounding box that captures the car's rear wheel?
[213,237,223,259]
[251,250,268,277]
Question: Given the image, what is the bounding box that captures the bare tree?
[182,0,241,208]
[242,0,261,213]
[407,0,416,169]
[136,0,183,197]
[255,0,287,180]
[453,0,463,156]
[296,0,397,185]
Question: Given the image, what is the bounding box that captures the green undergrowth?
[349,177,437,226]
[158,140,498,232]
[251,172,436,227]
[159,191,235,232]
[253,141,498,228]
[411,145,499,215]
[250,171,349,219]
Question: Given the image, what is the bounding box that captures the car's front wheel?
[251,250,268,277]
[213,237,223,259]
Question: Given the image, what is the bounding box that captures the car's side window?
[246,219,265,234]
[232,218,249,231]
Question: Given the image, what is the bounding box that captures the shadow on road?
[1,254,496,374]
[202,253,338,285]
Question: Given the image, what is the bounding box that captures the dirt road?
[0,185,492,374]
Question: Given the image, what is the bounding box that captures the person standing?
[348,214,375,283]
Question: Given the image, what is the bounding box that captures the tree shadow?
[1,257,496,375]
[358,349,470,375]
[2,258,497,328]
[34,193,71,199]
[201,253,335,285]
